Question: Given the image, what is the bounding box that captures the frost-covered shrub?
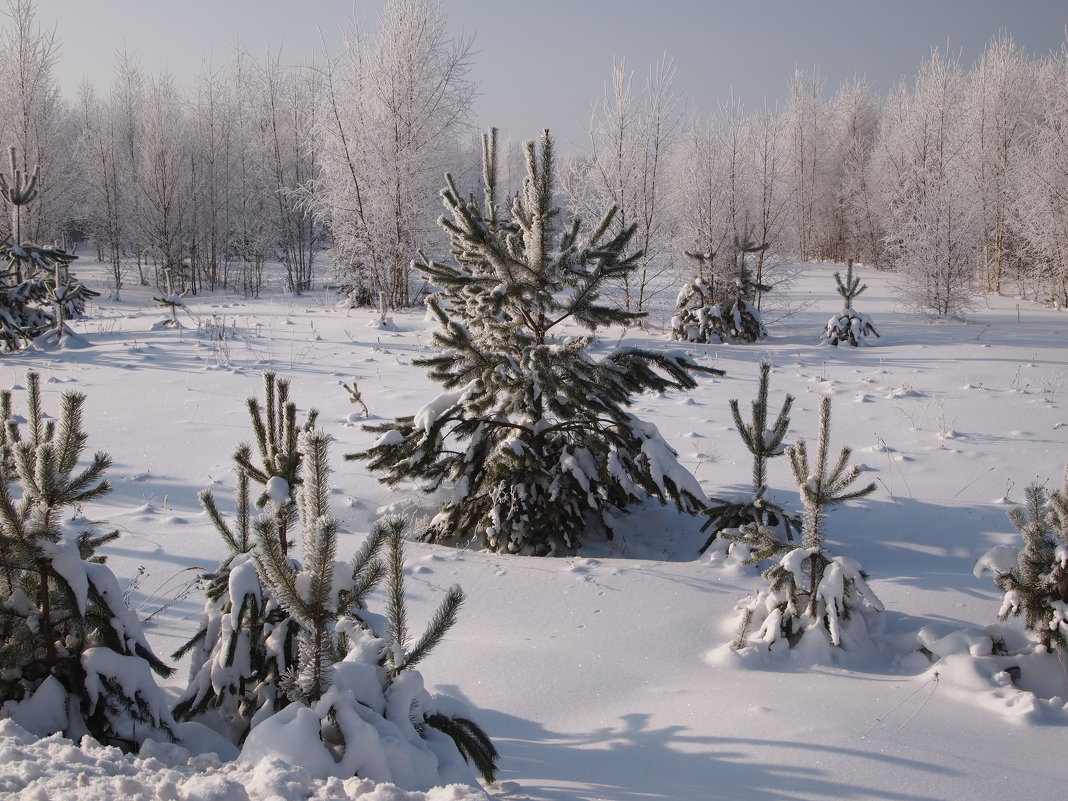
[731,396,880,651]
[975,472,1068,653]
[353,129,721,555]
[0,372,176,749]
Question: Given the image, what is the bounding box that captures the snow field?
[1,261,1066,800]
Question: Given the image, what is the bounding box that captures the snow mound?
[0,719,488,801]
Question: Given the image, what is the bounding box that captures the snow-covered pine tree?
[672,231,771,345]
[0,147,97,351]
[824,258,879,346]
[719,230,771,343]
[236,370,319,556]
[671,272,721,344]
[242,430,499,786]
[976,472,1068,653]
[700,361,800,553]
[734,395,881,649]
[352,128,722,554]
[0,371,176,749]
[173,371,319,741]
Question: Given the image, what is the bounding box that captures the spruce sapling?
[0,372,175,749]
[700,361,800,552]
[734,395,881,649]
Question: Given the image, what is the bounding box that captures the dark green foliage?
[673,230,771,344]
[0,372,174,748]
[834,258,867,310]
[425,713,499,784]
[700,361,800,552]
[235,371,319,555]
[351,128,721,554]
[379,516,466,680]
[719,231,771,343]
[981,474,1068,651]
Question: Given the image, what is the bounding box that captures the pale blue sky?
[40,0,1068,147]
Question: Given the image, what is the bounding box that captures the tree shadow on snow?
[439,688,957,801]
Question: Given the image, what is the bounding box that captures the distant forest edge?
[1,0,1065,319]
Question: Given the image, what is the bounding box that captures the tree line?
[3,0,1067,317]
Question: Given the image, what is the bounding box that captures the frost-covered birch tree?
[566,56,682,313]
[875,49,980,317]
[317,0,475,308]
[0,0,78,246]
[966,34,1036,295]
[1012,52,1068,307]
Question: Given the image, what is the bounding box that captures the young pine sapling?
[700,361,800,553]
[733,395,881,649]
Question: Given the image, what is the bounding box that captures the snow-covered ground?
[1,261,1066,800]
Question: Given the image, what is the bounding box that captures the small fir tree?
[733,396,881,649]
[976,472,1068,653]
[700,361,800,553]
[0,147,97,351]
[0,372,176,749]
[352,128,722,554]
[175,380,498,787]
[824,259,879,347]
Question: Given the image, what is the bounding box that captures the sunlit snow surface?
[2,261,1066,800]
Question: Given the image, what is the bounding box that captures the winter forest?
[1,0,1068,799]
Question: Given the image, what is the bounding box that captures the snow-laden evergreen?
[976,472,1068,653]
[353,128,721,554]
[672,233,770,344]
[0,148,97,351]
[700,361,800,554]
[173,372,497,788]
[0,372,175,749]
[823,259,880,346]
[730,395,880,651]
